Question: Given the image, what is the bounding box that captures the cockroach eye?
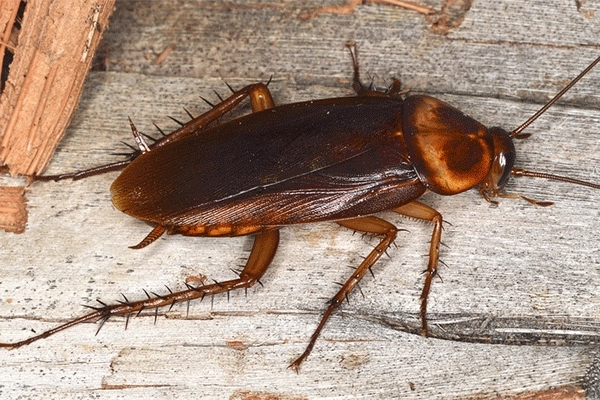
[488,127,516,189]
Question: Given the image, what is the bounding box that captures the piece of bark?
[0,0,116,176]
[0,0,116,232]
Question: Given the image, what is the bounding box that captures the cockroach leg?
[183,107,195,119]
[33,160,132,182]
[346,41,385,97]
[137,82,273,144]
[34,82,275,181]
[129,225,166,249]
[480,164,600,207]
[346,41,404,98]
[127,117,150,154]
[346,41,365,95]
[289,216,398,372]
[248,83,275,111]
[167,115,185,126]
[0,229,279,349]
[393,200,443,337]
[483,191,554,207]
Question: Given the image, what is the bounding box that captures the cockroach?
[2,43,600,371]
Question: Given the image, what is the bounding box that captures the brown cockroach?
[2,44,600,371]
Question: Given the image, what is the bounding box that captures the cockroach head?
[477,127,516,197]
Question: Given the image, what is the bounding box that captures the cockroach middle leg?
[35,82,275,181]
[394,200,443,336]
[289,216,398,371]
[0,229,279,349]
[346,42,406,98]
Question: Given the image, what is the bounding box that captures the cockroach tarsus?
[3,44,600,371]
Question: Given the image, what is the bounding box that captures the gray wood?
[1,0,600,398]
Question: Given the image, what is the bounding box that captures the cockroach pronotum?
[2,43,600,371]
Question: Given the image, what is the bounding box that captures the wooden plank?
[1,0,599,398]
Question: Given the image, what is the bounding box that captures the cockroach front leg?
[0,229,279,349]
[289,216,398,371]
[394,200,443,336]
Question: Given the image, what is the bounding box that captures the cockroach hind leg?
[139,131,158,144]
[212,89,224,102]
[167,115,185,126]
[36,82,275,182]
[200,95,215,108]
[224,81,236,94]
[183,107,195,119]
[153,122,166,136]
[120,140,139,153]
[0,230,279,349]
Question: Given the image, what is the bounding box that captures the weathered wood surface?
[1,0,600,398]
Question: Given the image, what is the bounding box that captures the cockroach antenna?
[508,55,600,194]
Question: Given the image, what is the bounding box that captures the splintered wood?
[0,0,115,232]
[0,186,26,233]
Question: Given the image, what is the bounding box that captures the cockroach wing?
[111,96,416,231]
[164,143,426,232]
[402,95,493,195]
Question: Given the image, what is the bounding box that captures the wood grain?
[1,0,599,398]
[0,0,116,176]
